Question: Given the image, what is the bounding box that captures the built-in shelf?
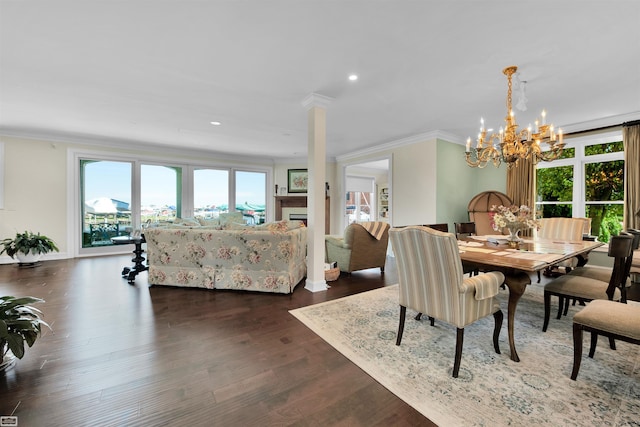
[275,196,330,234]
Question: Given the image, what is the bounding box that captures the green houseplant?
[0,231,59,263]
[1,296,50,371]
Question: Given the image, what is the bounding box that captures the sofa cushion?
[174,217,201,226]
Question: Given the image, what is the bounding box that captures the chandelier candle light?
[465,66,565,169]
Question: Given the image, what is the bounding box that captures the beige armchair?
[325,222,390,274]
[389,226,505,378]
[535,217,590,281]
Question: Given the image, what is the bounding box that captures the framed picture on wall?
[287,169,308,193]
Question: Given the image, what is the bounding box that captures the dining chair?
[389,226,505,378]
[535,217,588,282]
[542,233,634,332]
[627,229,640,279]
[570,299,640,380]
[454,222,476,239]
[566,230,640,286]
[424,223,449,233]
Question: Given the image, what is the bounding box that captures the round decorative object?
[0,350,17,372]
[325,267,340,281]
[16,251,42,264]
[507,228,522,248]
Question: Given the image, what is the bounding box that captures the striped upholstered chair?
[534,217,589,281]
[389,226,505,378]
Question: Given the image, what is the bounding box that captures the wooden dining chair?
[389,226,505,377]
[542,233,634,332]
[570,298,640,380]
[424,223,449,232]
[565,230,640,286]
[454,222,476,239]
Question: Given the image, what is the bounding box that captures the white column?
[302,93,332,292]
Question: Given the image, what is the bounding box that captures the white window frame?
[536,129,624,223]
[68,147,272,257]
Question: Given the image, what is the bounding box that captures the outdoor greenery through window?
[536,133,624,243]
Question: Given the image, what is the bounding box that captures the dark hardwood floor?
[0,255,434,427]
[2,255,639,426]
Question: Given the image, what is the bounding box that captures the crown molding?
[0,128,275,166]
[336,130,464,163]
[301,93,334,110]
[560,112,640,134]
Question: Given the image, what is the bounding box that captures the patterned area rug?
[290,285,640,426]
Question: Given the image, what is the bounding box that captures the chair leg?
[493,310,503,354]
[415,312,422,320]
[571,322,583,380]
[556,296,564,320]
[537,270,541,283]
[396,306,406,346]
[562,297,570,316]
[453,328,464,378]
[589,331,598,358]
[543,291,551,332]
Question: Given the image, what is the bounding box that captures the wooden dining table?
[458,235,604,362]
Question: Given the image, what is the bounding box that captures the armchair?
[389,226,504,378]
[325,222,390,274]
[535,217,589,281]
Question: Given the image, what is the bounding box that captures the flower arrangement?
[490,205,540,233]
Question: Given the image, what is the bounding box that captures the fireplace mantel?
[275,196,330,234]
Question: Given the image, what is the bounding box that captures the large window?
[141,164,182,225]
[81,160,132,248]
[536,131,624,242]
[76,153,269,254]
[235,170,266,224]
[193,168,229,219]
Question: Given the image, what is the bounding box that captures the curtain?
[623,123,640,229]
[507,157,535,209]
[506,157,535,235]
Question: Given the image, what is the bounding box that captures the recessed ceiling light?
[348,74,358,81]
[210,121,221,126]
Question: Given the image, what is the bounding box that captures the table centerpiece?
[490,205,540,247]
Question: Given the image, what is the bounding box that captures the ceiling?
[1,1,639,163]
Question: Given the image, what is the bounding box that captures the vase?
[0,350,16,372]
[507,228,521,248]
[16,252,42,265]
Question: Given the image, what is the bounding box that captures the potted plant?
[0,231,59,264]
[0,296,50,372]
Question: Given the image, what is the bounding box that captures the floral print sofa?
[145,220,307,294]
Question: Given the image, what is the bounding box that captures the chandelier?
[465,66,565,169]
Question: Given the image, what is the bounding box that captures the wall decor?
[288,169,308,193]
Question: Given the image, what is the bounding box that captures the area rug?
[290,285,640,426]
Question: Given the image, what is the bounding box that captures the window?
[235,170,266,224]
[536,131,624,242]
[141,164,182,226]
[75,151,270,255]
[193,168,229,219]
[345,176,374,224]
[81,160,132,248]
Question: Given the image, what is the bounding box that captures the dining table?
[458,235,604,362]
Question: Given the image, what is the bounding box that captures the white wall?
[0,135,272,263]
[0,137,69,259]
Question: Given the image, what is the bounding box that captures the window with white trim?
[535,130,624,243]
